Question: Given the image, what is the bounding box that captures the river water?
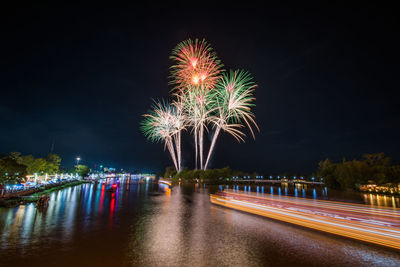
[0,178,399,266]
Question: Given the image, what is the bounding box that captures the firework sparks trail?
[170,39,224,170]
[140,100,185,172]
[204,70,258,170]
[166,137,178,171]
[142,39,259,172]
[194,125,198,170]
[182,88,214,170]
[171,97,186,171]
[199,120,204,170]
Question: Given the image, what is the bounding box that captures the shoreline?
[0,180,90,208]
[172,180,400,197]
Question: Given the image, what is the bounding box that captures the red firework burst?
[170,38,223,92]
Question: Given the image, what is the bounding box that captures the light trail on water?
[210,190,400,250]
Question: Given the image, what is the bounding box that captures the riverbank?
[174,180,400,197]
[0,180,90,208]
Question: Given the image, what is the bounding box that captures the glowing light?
[211,191,400,250]
[170,38,223,91]
[141,99,186,171]
[191,58,198,68]
[196,94,205,104]
[159,179,172,186]
[192,75,200,85]
[142,38,259,171]
[204,70,258,170]
[226,83,234,92]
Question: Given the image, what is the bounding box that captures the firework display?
[204,70,259,170]
[169,39,223,92]
[140,100,185,171]
[141,38,258,171]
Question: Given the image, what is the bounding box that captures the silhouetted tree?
[0,156,27,184]
[316,153,399,189]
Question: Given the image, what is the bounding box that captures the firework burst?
[170,38,223,92]
[142,38,259,173]
[204,70,259,170]
[141,100,186,171]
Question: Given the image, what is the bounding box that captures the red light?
[112,184,117,189]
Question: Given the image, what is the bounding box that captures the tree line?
[316,153,400,189]
[163,153,400,190]
[0,152,90,185]
[164,166,260,184]
[0,152,62,184]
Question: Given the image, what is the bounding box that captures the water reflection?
[126,184,400,266]
[0,180,399,266]
[0,177,154,252]
[220,184,400,207]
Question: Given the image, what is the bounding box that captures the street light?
[76,157,81,166]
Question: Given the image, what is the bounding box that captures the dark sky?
[0,8,399,173]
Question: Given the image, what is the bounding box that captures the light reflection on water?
[230,184,400,208]
[0,180,399,266]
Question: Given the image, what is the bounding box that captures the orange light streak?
[158,179,172,186]
[210,192,400,250]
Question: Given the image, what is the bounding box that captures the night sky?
[1,8,399,173]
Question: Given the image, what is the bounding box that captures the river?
[0,178,399,266]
